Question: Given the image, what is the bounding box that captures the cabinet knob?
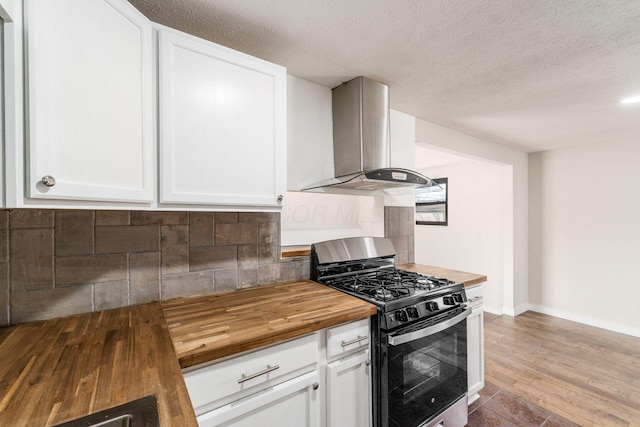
[277,194,284,203]
[312,382,319,390]
[365,359,371,366]
[41,176,56,187]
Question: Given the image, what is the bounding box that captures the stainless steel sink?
[54,395,159,427]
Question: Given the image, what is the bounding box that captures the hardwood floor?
[481,311,640,427]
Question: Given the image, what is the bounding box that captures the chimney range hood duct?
[302,76,440,195]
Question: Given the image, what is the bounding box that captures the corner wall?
[529,138,640,337]
[415,161,506,314]
[415,119,528,315]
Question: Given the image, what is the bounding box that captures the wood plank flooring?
[482,311,640,427]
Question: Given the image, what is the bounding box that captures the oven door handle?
[387,307,472,346]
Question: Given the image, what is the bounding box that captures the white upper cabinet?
[158,28,287,210]
[24,0,154,204]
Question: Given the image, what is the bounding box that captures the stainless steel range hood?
[302,76,439,195]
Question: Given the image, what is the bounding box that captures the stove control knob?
[443,296,454,305]
[394,310,408,322]
[406,307,419,318]
[425,301,439,311]
[453,293,465,303]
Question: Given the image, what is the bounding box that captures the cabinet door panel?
[159,29,286,208]
[326,350,371,427]
[197,371,320,427]
[26,0,153,203]
[467,305,485,402]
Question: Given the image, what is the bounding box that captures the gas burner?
[365,286,411,301]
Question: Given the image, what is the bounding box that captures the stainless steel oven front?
[375,306,470,427]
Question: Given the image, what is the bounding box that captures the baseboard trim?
[527,304,640,338]
[501,303,529,317]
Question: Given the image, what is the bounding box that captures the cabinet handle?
[341,335,368,347]
[277,194,284,203]
[237,364,280,384]
[365,359,371,366]
[41,176,56,187]
[312,383,319,390]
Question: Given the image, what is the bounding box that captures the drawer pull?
[237,364,280,384]
[341,335,368,347]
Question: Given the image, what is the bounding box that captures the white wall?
[529,138,640,337]
[416,119,528,315]
[415,160,506,314]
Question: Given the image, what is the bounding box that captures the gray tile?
[278,259,308,283]
[10,285,93,324]
[10,228,54,291]
[10,209,55,228]
[0,210,9,228]
[215,222,258,245]
[56,254,128,286]
[94,280,129,311]
[258,263,280,285]
[189,212,214,247]
[238,245,259,269]
[55,210,94,256]
[161,225,189,274]
[384,206,400,237]
[95,225,159,254]
[389,235,409,265]
[467,406,518,427]
[238,268,258,288]
[484,390,552,427]
[214,212,238,223]
[407,234,415,263]
[131,211,188,225]
[95,210,130,226]
[0,263,8,326]
[258,222,279,264]
[0,229,7,262]
[238,212,279,223]
[214,268,237,293]
[189,245,237,271]
[161,271,213,300]
[130,252,160,305]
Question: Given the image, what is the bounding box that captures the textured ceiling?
[129,0,640,152]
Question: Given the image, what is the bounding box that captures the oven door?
[382,306,470,427]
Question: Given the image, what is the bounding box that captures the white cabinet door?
[326,350,371,427]
[467,301,485,403]
[25,0,154,203]
[197,371,320,427]
[158,28,286,209]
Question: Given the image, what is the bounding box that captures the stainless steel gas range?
[311,237,469,427]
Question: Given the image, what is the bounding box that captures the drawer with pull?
[183,333,318,416]
[326,318,370,361]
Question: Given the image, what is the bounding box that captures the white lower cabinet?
[196,371,320,427]
[326,350,371,427]
[324,318,371,427]
[466,287,485,404]
[184,319,372,427]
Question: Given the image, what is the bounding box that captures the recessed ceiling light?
[620,95,640,104]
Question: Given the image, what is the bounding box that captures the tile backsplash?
[384,206,415,265]
[0,209,309,326]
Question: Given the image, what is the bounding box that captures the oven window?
[386,316,467,427]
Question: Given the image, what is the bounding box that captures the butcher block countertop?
[0,280,375,426]
[398,263,487,287]
[162,280,378,369]
[0,303,197,427]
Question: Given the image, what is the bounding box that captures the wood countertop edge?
[176,305,377,369]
